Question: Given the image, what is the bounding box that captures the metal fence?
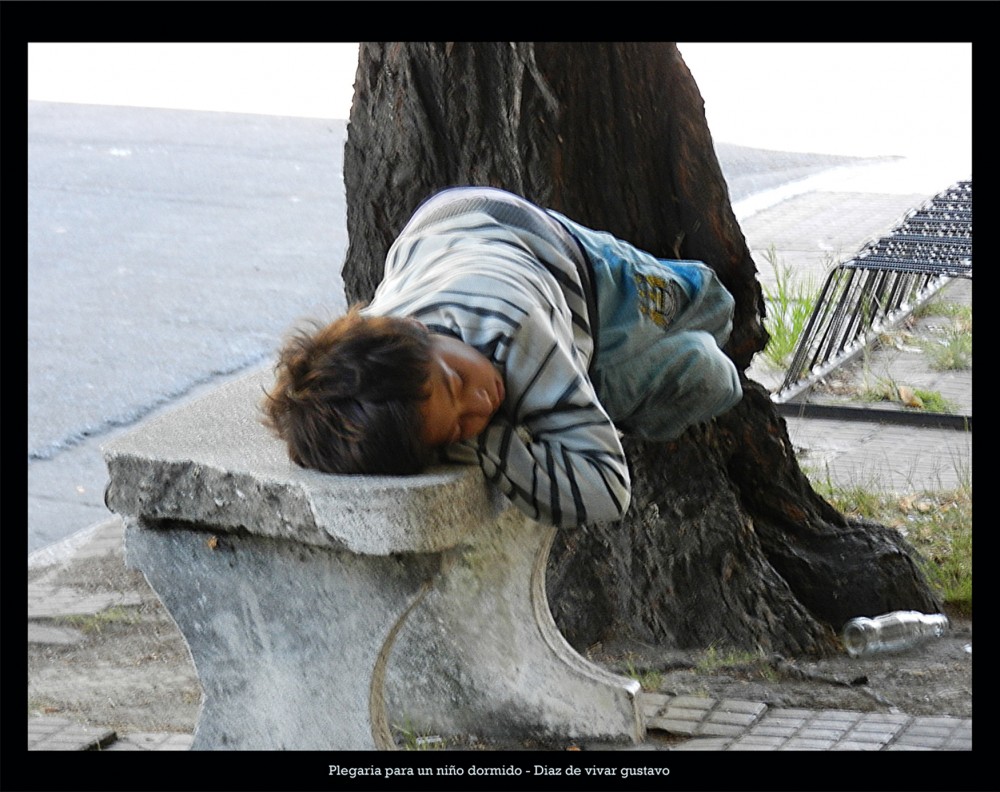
[773,180,971,404]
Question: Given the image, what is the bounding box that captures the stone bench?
[103,366,643,750]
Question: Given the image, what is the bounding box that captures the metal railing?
[773,180,971,405]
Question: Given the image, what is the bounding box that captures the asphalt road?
[27,100,870,555]
[28,102,348,553]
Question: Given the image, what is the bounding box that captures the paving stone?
[799,727,851,741]
[831,740,884,750]
[28,720,65,736]
[910,716,969,729]
[27,622,86,645]
[943,734,972,750]
[757,715,810,729]
[706,710,763,727]
[640,691,672,716]
[854,710,912,725]
[892,717,972,751]
[646,717,699,736]
[811,711,864,724]
[670,737,734,751]
[765,707,816,718]
[582,740,661,752]
[27,583,141,619]
[698,722,748,738]
[851,720,908,738]
[662,706,711,723]
[894,732,950,749]
[804,721,856,735]
[905,723,961,738]
[669,695,716,712]
[840,728,894,747]
[28,717,116,751]
[647,696,768,738]
[71,518,125,559]
[717,699,768,714]
[781,737,837,750]
[747,724,800,738]
[102,732,193,751]
[647,700,716,735]
[727,735,783,750]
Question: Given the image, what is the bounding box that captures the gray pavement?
[27,101,348,553]
[27,103,971,756]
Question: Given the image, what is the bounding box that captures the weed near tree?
[913,297,972,371]
[812,478,972,616]
[857,376,958,414]
[760,246,821,369]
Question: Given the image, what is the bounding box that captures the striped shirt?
[365,187,631,527]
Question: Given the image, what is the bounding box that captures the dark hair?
[262,306,435,475]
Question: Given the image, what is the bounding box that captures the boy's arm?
[471,412,631,528]
[446,318,631,528]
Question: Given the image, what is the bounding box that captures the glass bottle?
[842,610,950,657]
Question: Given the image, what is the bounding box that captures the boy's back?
[365,187,631,528]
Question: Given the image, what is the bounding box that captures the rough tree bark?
[342,42,941,657]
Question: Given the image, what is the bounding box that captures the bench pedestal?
[107,368,643,750]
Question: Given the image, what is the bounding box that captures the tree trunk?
[342,42,940,657]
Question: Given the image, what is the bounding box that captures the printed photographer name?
[328,764,669,779]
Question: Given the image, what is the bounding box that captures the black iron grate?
[773,180,971,403]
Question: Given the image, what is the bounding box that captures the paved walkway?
[640,694,970,751]
[27,682,973,752]
[28,175,971,752]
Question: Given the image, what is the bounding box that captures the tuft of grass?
[812,480,887,518]
[919,326,972,371]
[56,606,142,634]
[692,646,779,682]
[760,246,820,369]
[814,480,972,616]
[912,299,972,322]
[393,720,446,751]
[624,659,663,691]
[912,388,959,413]
[857,376,895,403]
[857,376,957,414]
[912,299,972,371]
[695,646,765,674]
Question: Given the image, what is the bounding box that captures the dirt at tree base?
[594,619,972,719]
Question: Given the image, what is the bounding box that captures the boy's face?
[419,334,505,447]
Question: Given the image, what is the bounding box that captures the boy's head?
[262,307,435,475]
[262,308,504,475]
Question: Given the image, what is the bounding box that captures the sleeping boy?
[263,187,741,528]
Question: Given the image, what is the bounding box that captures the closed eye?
[446,367,462,404]
[441,365,462,442]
